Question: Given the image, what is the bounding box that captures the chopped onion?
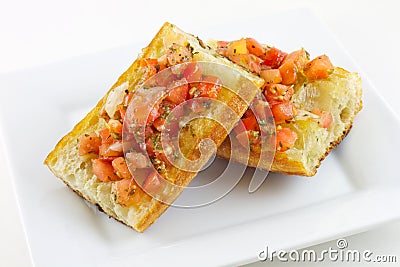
[295,109,320,121]
[104,82,129,119]
[109,142,123,152]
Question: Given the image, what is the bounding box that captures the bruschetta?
[209,38,363,176]
[45,23,264,232]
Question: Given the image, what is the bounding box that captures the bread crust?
[45,22,263,232]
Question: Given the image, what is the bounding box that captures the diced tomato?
[279,61,297,85]
[141,58,165,76]
[113,178,145,207]
[283,49,309,69]
[263,47,287,69]
[129,98,160,125]
[142,171,163,194]
[153,117,166,132]
[108,119,123,136]
[243,109,254,118]
[216,41,230,56]
[241,115,259,131]
[78,133,101,156]
[183,62,203,83]
[271,102,297,124]
[92,159,121,182]
[311,108,333,128]
[125,152,150,169]
[99,142,123,157]
[229,54,262,74]
[279,49,309,85]
[166,43,192,66]
[145,138,156,157]
[276,127,298,152]
[304,55,334,80]
[111,157,132,179]
[226,38,248,56]
[260,69,282,84]
[217,41,229,48]
[165,79,189,105]
[246,38,265,58]
[147,104,160,124]
[320,111,333,128]
[99,128,113,144]
[264,84,294,105]
[196,76,222,99]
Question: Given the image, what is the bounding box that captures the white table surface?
[1,0,399,266]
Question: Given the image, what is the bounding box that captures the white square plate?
[1,8,400,267]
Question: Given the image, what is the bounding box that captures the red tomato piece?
[312,108,333,128]
[271,102,297,124]
[229,54,262,74]
[111,157,132,180]
[276,127,298,152]
[260,69,283,84]
[99,142,123,157]
[241,115,260,131]
[246,38,265,58]
[279,61,297,85]
[113,178,145,207]
[217,41,229,48]
[141,58,165,76]
[279,49,309,85]
[166,43,192,66]
[283,49,309,70]
[145,138,156,157]
[243,109,254,118]
[99,128,113,144]
[78,133,101,156]
[92,159,121,182]
[153,117,166,132]
[263,47,287,69]
[147,104,160,124]
[196,76,222,99]
[304,55,334,80]
[165,79,189,105]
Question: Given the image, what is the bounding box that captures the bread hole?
[79,161,86,169]
[340,107,351,122]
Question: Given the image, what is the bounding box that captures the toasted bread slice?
[216,67,362,176]
[44,23,264,232]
